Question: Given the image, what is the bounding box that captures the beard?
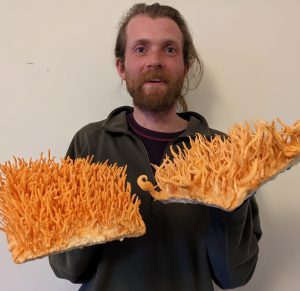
[125,70,185,113]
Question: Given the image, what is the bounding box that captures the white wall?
[1,0,299,290]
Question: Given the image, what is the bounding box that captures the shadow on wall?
[185,69,220,124]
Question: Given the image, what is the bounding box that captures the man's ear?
[116,58,126,80]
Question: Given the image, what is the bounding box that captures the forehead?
[125,15,183,45]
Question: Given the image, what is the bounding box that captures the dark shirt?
[126,112,184,166]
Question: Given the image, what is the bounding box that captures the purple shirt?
[127,113,183,166]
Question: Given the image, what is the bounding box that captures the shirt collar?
[103,106,212,137]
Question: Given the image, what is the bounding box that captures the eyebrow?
[131,39,151,46]
[131,38,181,47]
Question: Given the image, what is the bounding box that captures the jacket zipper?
[127,132,156,184]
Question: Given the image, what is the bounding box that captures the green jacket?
[49,106,262,291]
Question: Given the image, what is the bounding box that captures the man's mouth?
[137,71,170,88]
[146,79,166,84]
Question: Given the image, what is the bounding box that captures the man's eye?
[135,47,146,54]
[165,47,177,54]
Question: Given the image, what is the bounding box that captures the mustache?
[135,70,172,88]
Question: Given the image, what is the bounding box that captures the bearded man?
[49,3,262,291]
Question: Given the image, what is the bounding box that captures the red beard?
[125,70,185,113]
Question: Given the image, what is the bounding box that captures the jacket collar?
[178,111,212,137]
[102,106,133,133]
[102,106,212,137]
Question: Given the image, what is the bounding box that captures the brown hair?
[115,3,204,112]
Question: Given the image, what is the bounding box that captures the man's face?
[116,15,187,113]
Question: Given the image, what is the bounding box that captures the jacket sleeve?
[206,196,262,289]
[49,246,101,283]
[48,131,101,283]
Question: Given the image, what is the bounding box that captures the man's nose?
[146,51,163,69]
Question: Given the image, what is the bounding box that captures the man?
[49,3,262,291]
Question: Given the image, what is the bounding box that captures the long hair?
[115,3,204,112]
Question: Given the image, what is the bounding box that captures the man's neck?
[132,106,188,133]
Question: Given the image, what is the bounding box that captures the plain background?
[1,0,299,290]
